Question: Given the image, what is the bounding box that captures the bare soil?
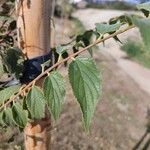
[51,47,150,150]
[52,10,150,150]
[52,10,150,149]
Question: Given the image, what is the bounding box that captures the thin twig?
[0,25,135,111]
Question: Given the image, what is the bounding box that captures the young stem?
[0,25,135,111]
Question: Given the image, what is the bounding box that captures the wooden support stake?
[16,0,52,149]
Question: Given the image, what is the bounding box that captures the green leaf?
[137,2,150,11]
[0,85,20,106]
[2,108,15,126]
[112,15,133,26]
[0,62,4,78]
[76,30,93,56]
[69,57,101,130]
[44,71,65,120]
[137,2,150,17]
[0,112,5,126]
[26,86,45,119]
[12,103,28,128]
[76,30,93,47]
[41,59,51,68]
[95,22,121,35]
[56,45,67,55]
[132,17,150,50]
[4,48,24,78]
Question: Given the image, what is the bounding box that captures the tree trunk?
[16,0,52,149]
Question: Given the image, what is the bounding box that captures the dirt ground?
[51,9,150,149]
[52,49,150,150]
[52,9,150,150]
[1,10,150,150]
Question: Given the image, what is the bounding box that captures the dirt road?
[73,9,150,96]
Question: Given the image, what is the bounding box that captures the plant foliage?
[2,108,15,126]
[26,86,46,119]
[0,85,20,106]
[137,2,150,17]
[0,0,24,79]
[132,17,150,50]
[69,57,101,130]
[95,22,121,35]
[0,2,150,133]
[44,71,65,120]
[12,102,28,128]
